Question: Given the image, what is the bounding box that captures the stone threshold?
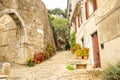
[0,75,8,80]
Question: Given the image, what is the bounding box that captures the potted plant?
[83,48,89,59]
[92,65,97,68]
[74,49,83,59]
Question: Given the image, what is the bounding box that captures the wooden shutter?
[78,14,80,27]
[78,12,81,27]
[93,0,98,11]
[85,0,89,19]
[75,21,77,33]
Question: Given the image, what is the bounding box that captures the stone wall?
[0,15,18,62]
[96,0,120,43]
[0,0,55,63]
[96,0,120,68]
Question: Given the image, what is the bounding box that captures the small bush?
[46,45,55,53]
[26,57,35,67]
[102,61,120,80]
[66,65,75,70]
[70,32,76,47]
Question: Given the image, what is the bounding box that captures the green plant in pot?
[83,48,89,59]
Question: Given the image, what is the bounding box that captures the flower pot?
[84,55,88,59]
[92,65,97,68]
[76,56,83,59]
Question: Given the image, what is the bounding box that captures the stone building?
[0,0,55,64]
[67,0,120,68]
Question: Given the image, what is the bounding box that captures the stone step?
[67,59,88,65]
[0,75,8,80]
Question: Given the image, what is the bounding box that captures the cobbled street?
[1,51,102,80]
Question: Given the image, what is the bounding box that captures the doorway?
[0,10,28,64]
[92,32,101,67]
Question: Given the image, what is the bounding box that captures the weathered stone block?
[2,62,10,75]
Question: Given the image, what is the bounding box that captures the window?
[85,0,98,19]
[74,20,77,33]
[78,11,82,27]
[85,0,89,19]
[89,0,94,15]
[81,37,84,47]
[69,3,72,11]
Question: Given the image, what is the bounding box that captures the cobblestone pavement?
[1,51,102,80]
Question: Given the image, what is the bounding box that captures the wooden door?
[92,32,101,67]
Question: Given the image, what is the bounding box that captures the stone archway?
[0,9,28,64]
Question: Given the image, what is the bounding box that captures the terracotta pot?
[84,55,88,59]
[92,65,97,68]
[76,56,82,59]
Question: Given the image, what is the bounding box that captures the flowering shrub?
[74,49,83,57]
[26,45,56,66]
[74,48,89,58]
[70,43,81,53]
[33,52,44,64]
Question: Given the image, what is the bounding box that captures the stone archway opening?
[0,10,28,64]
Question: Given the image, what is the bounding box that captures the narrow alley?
[0,0,120,80]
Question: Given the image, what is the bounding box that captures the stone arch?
[0,9,28,64]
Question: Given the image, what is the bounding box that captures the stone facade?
[67,0,120,68]
[0,0,55,64]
